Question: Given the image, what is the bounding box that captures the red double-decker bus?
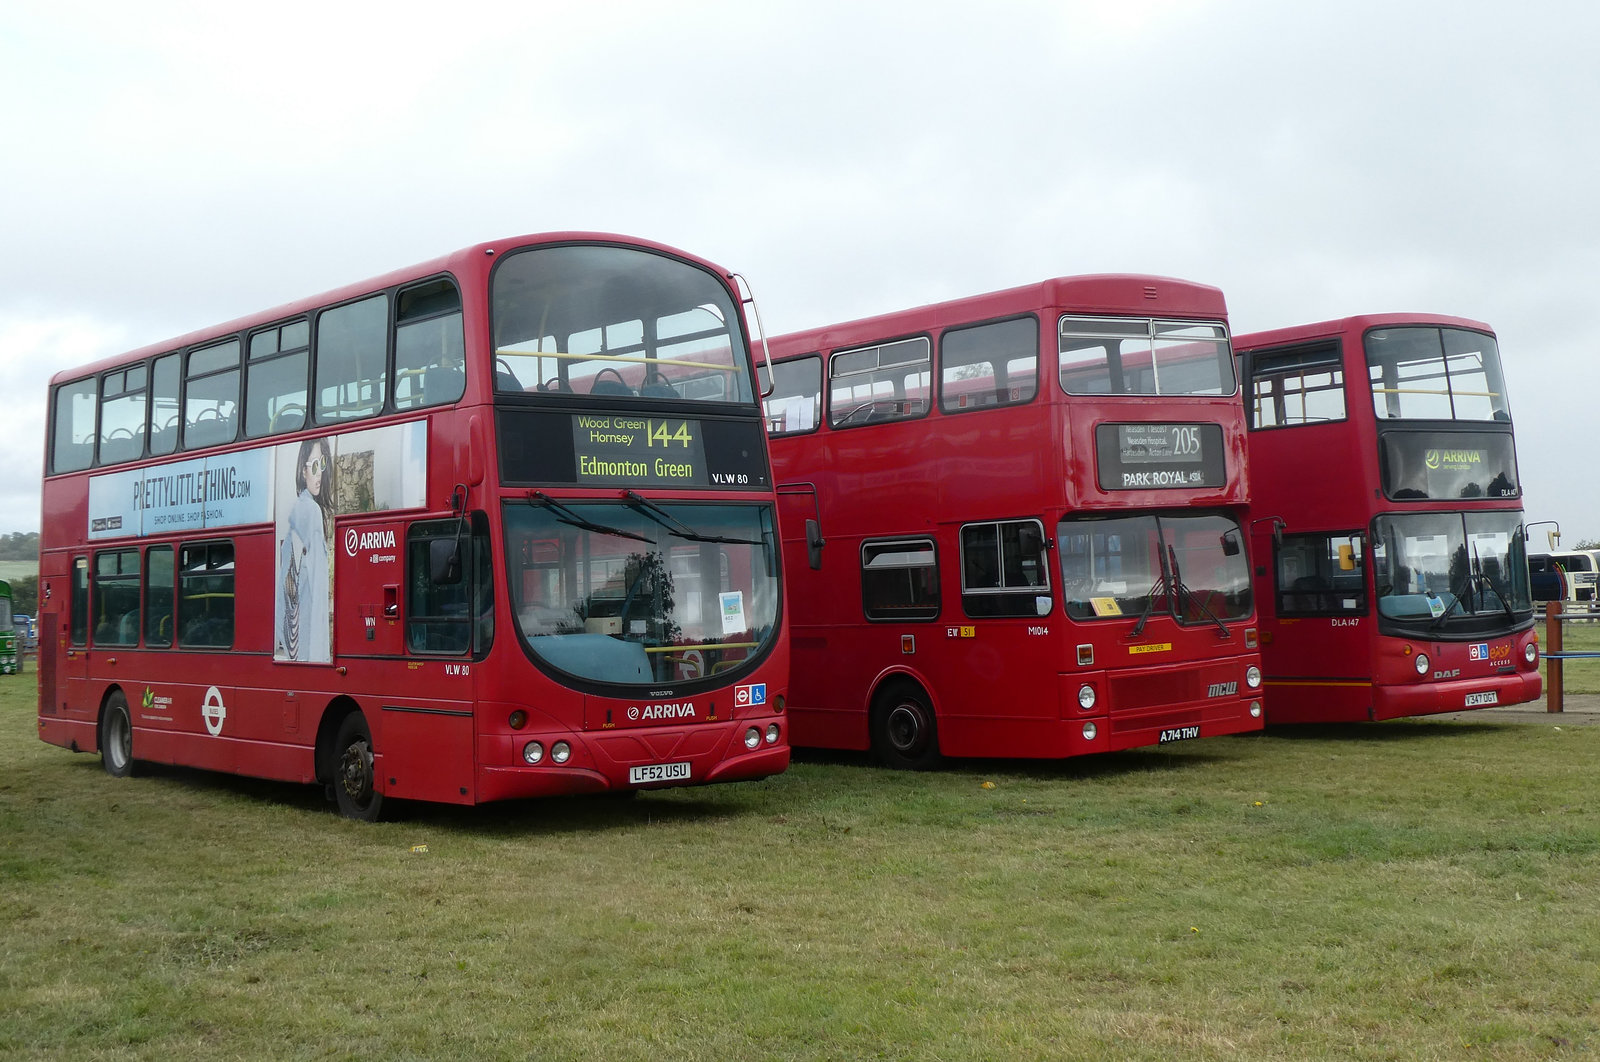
[762,275,1265,767]
[1236,313,1540,723]
[38,233,790,818]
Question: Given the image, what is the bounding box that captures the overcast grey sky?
[3,1,1597,542]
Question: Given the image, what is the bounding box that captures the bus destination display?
[1095,422,1225,490]
[499,409,771,489]
[574,415,709,486]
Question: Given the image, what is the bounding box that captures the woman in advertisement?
[276,436,333,662]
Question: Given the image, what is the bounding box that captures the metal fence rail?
[1543,602,1600,712]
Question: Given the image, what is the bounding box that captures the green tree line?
[0,532,39,560]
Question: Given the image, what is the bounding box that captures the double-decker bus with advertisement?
[1236,313,1540,723]
[38,233,790,818]
[761,275,1265,767]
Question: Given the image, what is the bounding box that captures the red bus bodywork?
[764,275,1265,765]
[38,233,789,817]
[1237,313,1540,723]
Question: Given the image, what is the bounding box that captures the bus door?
[60,555,92,721]
[939,518,1058,750]
[342,515,482,805]
[41,554,84,723]
[1262,529,1372,720]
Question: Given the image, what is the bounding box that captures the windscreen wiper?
[622,490,761,546]
[528,491,650,543]
[1472,542,1515,620]
[1429,589,1467,629]
[1130,544,1174,638]
[1166,543,1231,638]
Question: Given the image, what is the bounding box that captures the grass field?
[3,680,1599,1060]
[0,560,38,584]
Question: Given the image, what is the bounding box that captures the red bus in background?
[762,275,1265,768]
[39,233,789,819]
[1235,313,1540,723]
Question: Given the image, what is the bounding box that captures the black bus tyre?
[332,713,385,822]
[870,682,942,770]
[101,691,136,778]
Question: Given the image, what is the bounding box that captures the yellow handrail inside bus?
[1371,387,1501,397]
[495,348,744,374]
[644,641,759,654]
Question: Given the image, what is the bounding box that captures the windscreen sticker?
[719,591,747,636]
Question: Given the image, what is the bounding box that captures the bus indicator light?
[901,635,915,654]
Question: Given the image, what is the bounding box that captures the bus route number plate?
[1464,691,1499,707]
[630,761,691,785]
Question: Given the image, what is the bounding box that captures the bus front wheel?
[101,691,136,778]
[332,714,385,822]
[870,682,942,770]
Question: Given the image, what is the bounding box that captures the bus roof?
[49,232,735,386]
[1234,312,1494,352]
[770,274,1226,356]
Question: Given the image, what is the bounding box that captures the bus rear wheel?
[332,714,385,822]
[101,691,136,778]
[871,682,942,770]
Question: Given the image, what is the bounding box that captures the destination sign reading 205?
[573,415,719,487]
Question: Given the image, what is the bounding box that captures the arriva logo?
[629,702,697,721]
[1206,681,1238,697]
[346,529,397,556]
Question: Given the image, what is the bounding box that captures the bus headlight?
[744,727,762,749]
[1082,722,1098,741]
[765,724,781,744]
[1415,653,1430,676]
[522,741,545,765]
[551,741,572,764]
[1249,701,1263,719]
[1524,642,1538,665]
[1077,684,1097,710]
[1245,666,1262,689]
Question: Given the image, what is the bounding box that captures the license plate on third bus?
[1464,691,1499,707]
[629,761,691,785]
[1159,725,1201,744]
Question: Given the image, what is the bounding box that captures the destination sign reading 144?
[573,415,731,487]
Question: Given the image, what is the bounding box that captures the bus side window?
[92,549,141,646]
[316,295,389,423]
[145,545,175,647]
[407,520,472,654]
[861,538,941,621]
[1276,532,1366,615]
[184,340,241,450]
[70,556,89,646]
[960,519,1051,618]
[759,355,822,436]
[178,541,235,648]
[939,317,1038,413]
[394,280,465,411]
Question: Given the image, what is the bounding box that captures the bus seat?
[424,366,465,406]
[591,367,633,396]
